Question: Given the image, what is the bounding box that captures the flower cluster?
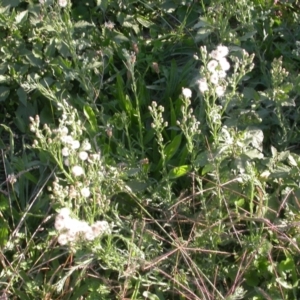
[197,45,230,97]
[55,208,110,245]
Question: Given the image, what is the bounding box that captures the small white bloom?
[84,227,95,241]
[64,158,69,166]
[71,165,84,176]
[219,57,230,71]
[92,221,110,236]
[55,217,67,231]
[216,86,225,97]
[197,78,208,93]
[210,45,229,60]
[207,60,218,72]
[79,151,88,161]
[62,147,70,157]
[210,73,219,85]
[71,140,80,150]
[59,207,71,217]
[89,153,101,162]
[58,0,68,7]
[61,126,68,135]
[182,88,192,99]
[61,135,73,144]
[57,234,68,245]
[80,187,90,198]
[82,140,91,151]
[104,21,115,30]
[218,70,227,78]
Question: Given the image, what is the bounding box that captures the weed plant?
[1,0,300,299]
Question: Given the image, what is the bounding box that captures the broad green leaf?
[164,134,182,162]
[137,17,154,28]
[2,0,20,7]
[270,163,291,178]
[74,21,94,28]
[195,28,212,42]
[276,277,292,289]
[96,0,108,12]
[15,10,28,24]
[83,105,98,133]
[0,75,8,83]
[0,86,10,102]
[168,165,191,179]
[17,87,27,106]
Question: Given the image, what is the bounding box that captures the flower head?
[80,187,90,198]
[71,165,84,177]
[79,151,88,161]
[207,60,218,72]
[216,86,225,97]
[210,73,219,85]
[58,0,68,7]
[182,88,192,99]
[219,57,230,71]
[197,78,209,93]
[210,45,229,61]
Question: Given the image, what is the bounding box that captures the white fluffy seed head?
[71,166,84,176]
[182,88,192,99]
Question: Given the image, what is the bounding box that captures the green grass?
[1,0,300,299]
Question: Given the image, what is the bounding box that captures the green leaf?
[2,0,20,7]
[164,134,182,162]
[137,17,154,28]
[270,163,291,178]
[168,165,191,179]
[74,21,94,28]
[116,73,132,113]
[15,10,28,24]
[83,105,98,133]
[17,87,27,106]
[0,86,10,102]
[195,28,212,42]
[0,75,8,83]
[276,277,293,289]
[96,0,108,12]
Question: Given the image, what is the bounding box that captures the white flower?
[62,147,70,157]
[210,73,219,85]
[218,70,227,78]
[182,88,192,99]
[84,227,95,241]
[59,207,71,217]
[57,234,68,245]
[207,60,218,72]
[61,126,68,135]
[61,135,73,144]
[79,151,88,161]
[71,165,84,176]
[92,221,110,236]
[216,86,225,97]
[197,78,208,93]
[219,57,230,71]
[104,21,115,30]
[82,140,91,151]
[71,140,80,150]
[210,45,229,60]
[89,153,101,162]
[58,0,68,7]
[80,187,90,198]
